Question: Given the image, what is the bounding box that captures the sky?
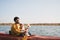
[0,0,60,23]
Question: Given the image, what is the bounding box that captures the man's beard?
[16,22,20,24]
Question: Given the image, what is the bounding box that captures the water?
[0,25,11,34]
[0,25,60,37]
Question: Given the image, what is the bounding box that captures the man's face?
[15,19,20,23]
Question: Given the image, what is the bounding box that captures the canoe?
[0,33,60,40]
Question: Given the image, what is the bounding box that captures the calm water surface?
[0,25,60,37]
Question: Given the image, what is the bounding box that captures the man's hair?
[14,17,19,21]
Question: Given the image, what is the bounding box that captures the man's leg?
[19,32,25,37]
[28,32,31,36]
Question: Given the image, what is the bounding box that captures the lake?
[0,25,60,37]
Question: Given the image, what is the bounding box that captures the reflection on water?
[0,25,60,37]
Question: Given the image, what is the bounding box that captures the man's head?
[14,17,20,23]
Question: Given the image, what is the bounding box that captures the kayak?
[0,33,60,40]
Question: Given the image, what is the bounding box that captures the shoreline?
[0,23,60,26]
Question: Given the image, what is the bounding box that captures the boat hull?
[0,33,60,40]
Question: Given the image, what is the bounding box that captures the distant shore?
[0,23,60,26]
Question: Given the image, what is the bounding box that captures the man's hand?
[25,24,31,30]
[27,24,31,27]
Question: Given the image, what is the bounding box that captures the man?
[10,17,30,37]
